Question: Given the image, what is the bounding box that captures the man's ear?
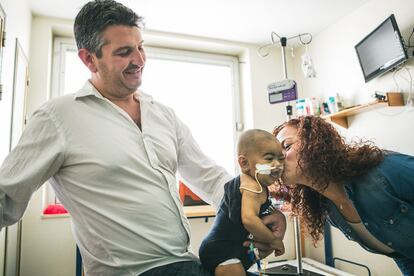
[78,48,98,73]
[238,155,250,174]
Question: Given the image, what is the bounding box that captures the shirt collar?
[73,80,104,100]
[73,80,154,103]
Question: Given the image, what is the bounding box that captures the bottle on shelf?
[328,96,338,113]
[310,97,321,116]
[327,93,344,114]
[335,93,344,111]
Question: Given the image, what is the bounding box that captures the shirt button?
[401,206,407,213]
[364,222,369,227]
[387,242,393,246]
[389,219,394,225]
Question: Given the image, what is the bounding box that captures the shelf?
[322,92,404,128]
[322,100,387,128]
[183,205,216,218]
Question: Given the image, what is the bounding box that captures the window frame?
[51,37,78,99]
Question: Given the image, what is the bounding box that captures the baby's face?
[249,139,284,186]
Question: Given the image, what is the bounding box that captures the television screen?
[355,14,408,82]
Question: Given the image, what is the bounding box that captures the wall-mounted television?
[355,14,408,82]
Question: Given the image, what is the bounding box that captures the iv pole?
[258,32,312,124]
[258,31,313,275]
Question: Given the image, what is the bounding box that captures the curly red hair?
[273,116,384,243]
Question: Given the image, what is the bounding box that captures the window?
[51,37,89,98]
[44,37,242,213]
[142,47,241,175]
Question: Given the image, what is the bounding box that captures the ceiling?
[28,0,370,45]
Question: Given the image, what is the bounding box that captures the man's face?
[276,125,303,187]
[93,25,146,98]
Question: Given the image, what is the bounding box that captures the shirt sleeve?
[175,116,233,208]
[0,107,65,229]
[226,180,242,225]
[380,152,414,204]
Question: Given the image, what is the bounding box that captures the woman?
[272,116,414,275]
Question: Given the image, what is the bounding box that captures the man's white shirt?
[0,81,232,275]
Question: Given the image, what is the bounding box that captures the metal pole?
[293,217,303,274]
[280,37,293,121]
[281,36,301,274]
[16,221,22,276]
[281,44,287,79]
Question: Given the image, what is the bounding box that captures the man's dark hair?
[74,0,144,58]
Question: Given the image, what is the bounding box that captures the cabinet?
[322,92,404,128]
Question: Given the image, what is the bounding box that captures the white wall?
[0,0,31,275]
[285,0,414,275]
[243,44,294,132]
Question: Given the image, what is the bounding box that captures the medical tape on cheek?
[255,163,275,175]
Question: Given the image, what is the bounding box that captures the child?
[199,129,286,276]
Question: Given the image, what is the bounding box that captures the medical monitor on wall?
[355,14,408,82]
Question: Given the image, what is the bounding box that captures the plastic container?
[310,97,321,116]
[296,98,312,116]
[328,96,338,113]
[335,93,344,111]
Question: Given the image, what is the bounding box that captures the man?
[0,1,284,275]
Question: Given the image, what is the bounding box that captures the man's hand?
[243,210,287,259]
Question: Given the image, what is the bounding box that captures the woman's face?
[275,125,304,186]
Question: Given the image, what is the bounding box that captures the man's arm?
[0,107,65,229]
[175,115,232,208]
